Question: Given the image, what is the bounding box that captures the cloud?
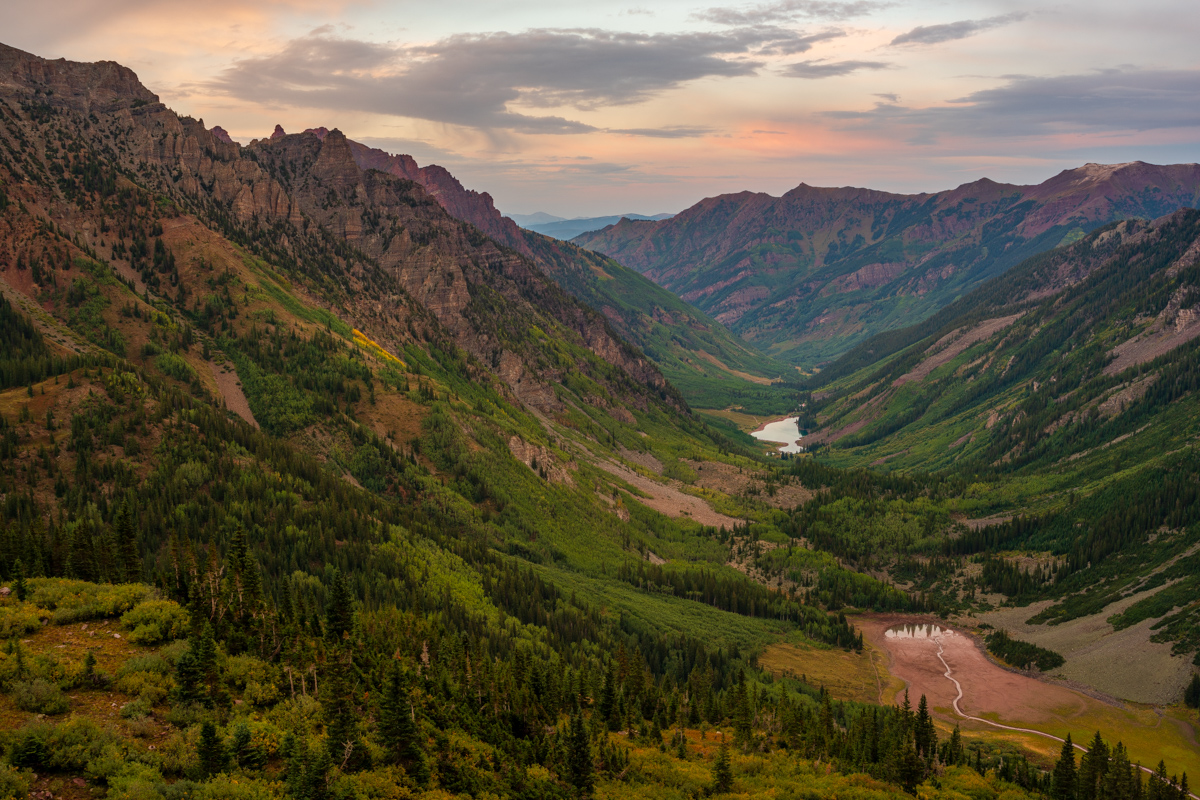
[205,27,820,133]
[783,59,889,78]
[890,13,1027,46]
[827,68,1200,140]
[873,92,899,103]
[607,126,714,138]
[695,0,885,26]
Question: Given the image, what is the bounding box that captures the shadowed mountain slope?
[574,165,1200,367]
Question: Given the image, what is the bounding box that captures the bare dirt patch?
[595,459,741,528]
[617,445,663,475]
[685,459,813,509]
[209,362,258,428]
[893,315,1021,387]
[1106,287,1200,375]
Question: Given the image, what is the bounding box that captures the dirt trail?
[933,633,1198,797]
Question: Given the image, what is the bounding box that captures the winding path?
[933,636,1195,795]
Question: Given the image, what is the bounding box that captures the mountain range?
[3,39,1200,800]
[574,164,1200,367]
[513,213,674,241]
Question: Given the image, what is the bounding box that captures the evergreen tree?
[229,719,265,770]
[113,500,140,583]
[324,648,369,773]
[174,623,218,706]
[225,522,263,623]
[196,721,228,778]
[897,734,921,796]
[712,740,734,795]
[1185,675,1200,709]
[1078,731,1110,800]
[943,724,965,766]
[915,694,937,759]
[12,558,27,602]
[1052,735,1077,800]
[325,571,355,643]
[566,709,594,797]
[286,735,331,800]
[379,660,428,786]
[732,675,753,747]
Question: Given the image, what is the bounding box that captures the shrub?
[155,352,195,382]
[8,724,51,769]
[122,600,189,645]
[243,680,280,707]
[106,762,167,800]
[121,696,154,720]
[191,774,284,799]
[149,727,199,776]
[114,669,173,705]
[43,717,120,772]
[0,763,31,799]
[28,578,154,623]
[116,653,173,677]
[0,603,44,637]
[327,766,416,799]
[12,679,70,714]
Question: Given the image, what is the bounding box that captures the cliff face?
[297,129,789,389]
[574,162,1200,366]
[0,43,679,415]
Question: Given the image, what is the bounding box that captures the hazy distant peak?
[505,212,566,226]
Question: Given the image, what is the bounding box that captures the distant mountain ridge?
[573,163,1200,367]
[519,213,675,241]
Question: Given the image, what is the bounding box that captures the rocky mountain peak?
[210,125,234,144]
[0,42,159,114]
[270,124,287,139]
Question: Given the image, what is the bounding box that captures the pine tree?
[324,649,369,773]
[113,500,140,582]
[1052,734,1077,800]
[1185,675,1200,709]
[196,721,228,778]
[712,740,734,795]
[225,523,263,623]
[1078,731,1110,800]
[566,709,594,797]
[174,623,218,706]
[325,571,355,644]
[944,724,965,766]
[732,675,753,747]
[12,558,27,602]
[379,661,428,786]
[915,694,937,759]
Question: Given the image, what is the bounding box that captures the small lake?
[751,417,804,453]
[885,623,958,640]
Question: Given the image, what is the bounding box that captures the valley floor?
[762,613,1200,776]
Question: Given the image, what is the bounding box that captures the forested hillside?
[797,210,1200,675]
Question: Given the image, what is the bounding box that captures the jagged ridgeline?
[575,165,1200,367]
[0,41,1064,800]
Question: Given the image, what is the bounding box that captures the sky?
[4,0,1199,217]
